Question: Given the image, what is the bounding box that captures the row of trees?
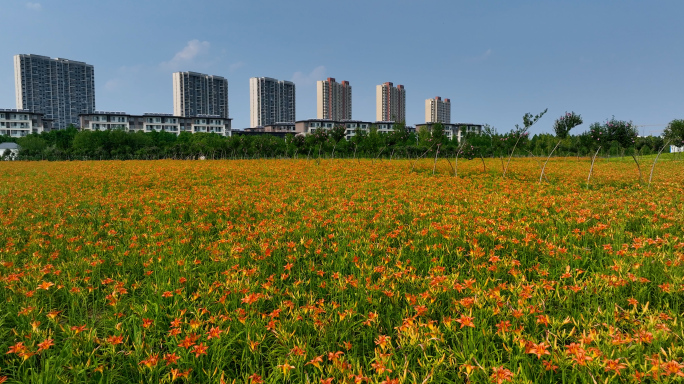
[2,113,683,161]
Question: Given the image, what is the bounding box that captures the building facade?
[317,78,351,121]
[0,109,52,138]
[294,119,415,141]
[376,82,405,122]
[172,72,229,119]
[425,96,451,124]
[14,54,95,129]
[79,112,231,136]
[249,77,296,127]
[415,122,483,143]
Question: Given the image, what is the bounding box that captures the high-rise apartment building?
[425,96,451,124]
[249,77,296,127]
[172,72,229,119]
[14,54,95,129]
[376,82,405,122]
[317,78,351,120]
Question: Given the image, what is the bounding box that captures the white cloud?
[161,40,211,70]
[465,49,492,63]
[291,66,326,86]
[104,79,120,91]
[26,2,42,11]
[229,61,245,73]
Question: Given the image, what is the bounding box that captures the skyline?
[1,0,683,135]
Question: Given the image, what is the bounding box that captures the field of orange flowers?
[0,157,683,383]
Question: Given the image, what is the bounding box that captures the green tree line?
[1,115,681,161]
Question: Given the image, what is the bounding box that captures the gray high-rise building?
[14,54,95,129]
[172,72,229,118]
[249,77,295,127]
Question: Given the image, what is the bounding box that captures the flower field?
[0,157,683,383]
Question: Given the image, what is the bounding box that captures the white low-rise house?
[374,121,400,135]
[415,122,483,143]
[671,145,684,153]
[0,142,20,159]
[342,120,371,140]
[295,119,338,135]
[295,119,416,140]
[0,109,53,138]
[79,112,232,136]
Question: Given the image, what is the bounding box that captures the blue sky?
[1,0,682,135]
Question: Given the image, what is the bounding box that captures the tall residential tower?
[317,78,351,120]
[14,54,95,129]
[376,82,405,122]
[172,72,229,118]
[425,96,451,124]
[249,77,295,127]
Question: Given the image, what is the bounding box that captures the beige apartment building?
[376,82,405,122]
[425,96,451,124]
[317,78,351,121]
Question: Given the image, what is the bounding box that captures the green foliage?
[553,111,583,139]
[516,109,548,134]
[12,110,660,161]
[430,122,448,145]
[663,119,684,147]
[387,121,413,146]
[329,125,346,143]
[16,135,47,156]
[589,117,638,149]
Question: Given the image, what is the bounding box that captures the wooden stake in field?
[411,143,436,172]
[432,144,441,175]
[454,141,466,177]
[631,154,643,184]
[648,140,670,189]
[587,146,601,187]
[504,109,547,178]
[373,146,386,164]
[539,141,561,183]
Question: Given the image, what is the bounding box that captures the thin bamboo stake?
[648,140,670,189]
[631,154,643,184]
[526,150,543,175]
[444,156,455,174]
[373,146,386,164]
[539,140,562,183]
[432,144,441,175]
[503,132,525,178]
[411,143,436,172]
[586,146,601,188]
[453,142,468,177]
